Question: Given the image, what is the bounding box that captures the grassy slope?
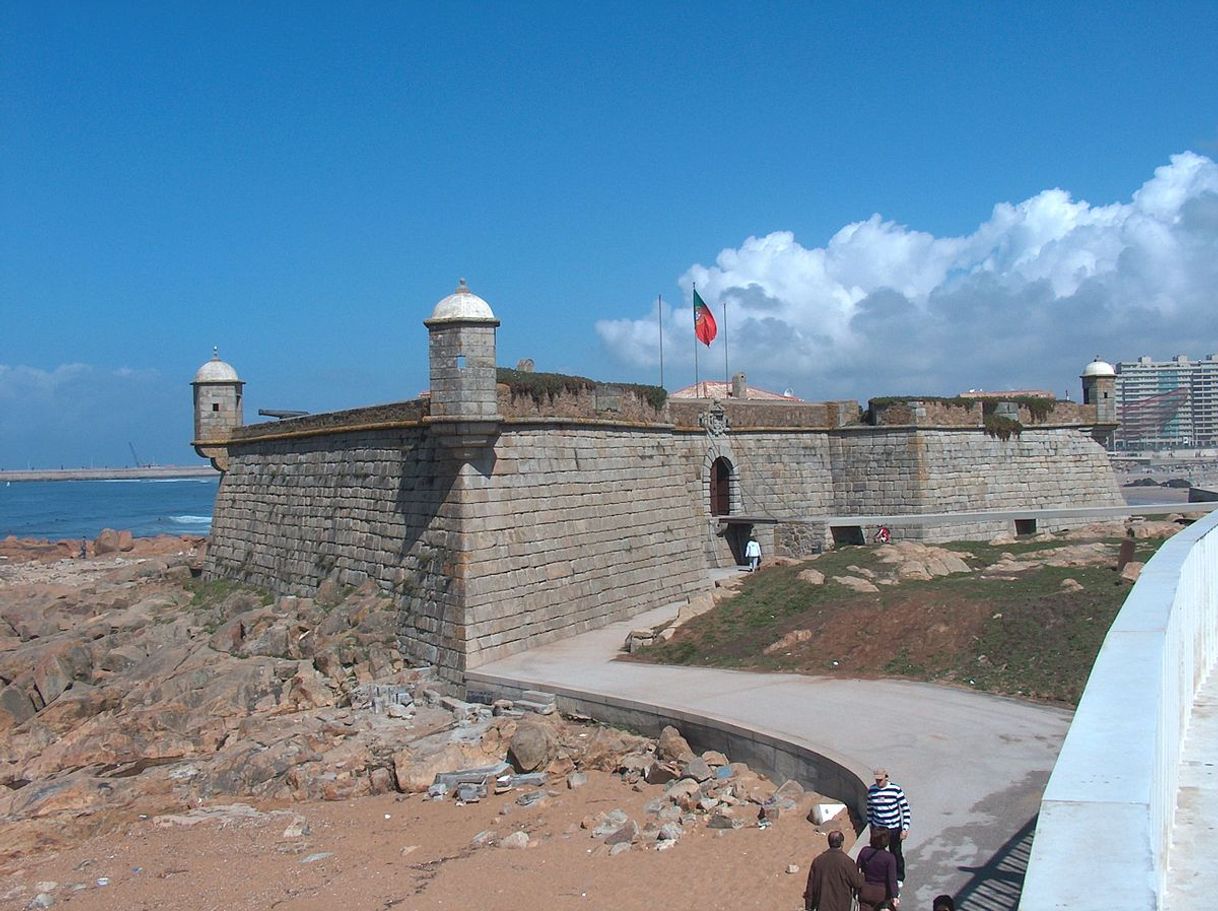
[631,536,1166,706]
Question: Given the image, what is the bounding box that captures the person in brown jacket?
[804,830,864,911]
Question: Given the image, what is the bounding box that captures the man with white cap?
[867,768,911,885]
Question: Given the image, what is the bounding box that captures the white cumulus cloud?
[596,151,1218,400]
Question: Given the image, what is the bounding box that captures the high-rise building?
[1114,354,1218,450]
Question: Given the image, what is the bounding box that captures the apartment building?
[1114,354,1218,450]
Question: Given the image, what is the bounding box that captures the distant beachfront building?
[1114,354,1218,450]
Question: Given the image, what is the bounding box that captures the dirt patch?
[0,773,835,911]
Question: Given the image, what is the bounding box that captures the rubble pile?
[452,722,843,855]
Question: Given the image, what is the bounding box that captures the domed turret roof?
[1082,356,1116,378]
[194,348,241,383]
[427,278,497,323]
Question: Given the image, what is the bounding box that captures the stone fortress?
[193,281,1123,682]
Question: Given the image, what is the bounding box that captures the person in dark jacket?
[804,830,864,911]
[857,827,900,910]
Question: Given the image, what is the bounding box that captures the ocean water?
[0,477,219,540]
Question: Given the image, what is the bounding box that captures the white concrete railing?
[1020,510,1218,909]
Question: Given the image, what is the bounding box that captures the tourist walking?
[867,768,911,883]
[857,828,900,910]
[804,830,863,911]
[745,534,761,572]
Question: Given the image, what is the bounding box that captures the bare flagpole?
[692,284,701,397]
[657,294,664,389]
[722,297,729,393]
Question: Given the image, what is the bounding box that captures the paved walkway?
[1165,669,1218,909]
[472,579,1073,909]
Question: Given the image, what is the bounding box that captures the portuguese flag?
[693,288,717,346]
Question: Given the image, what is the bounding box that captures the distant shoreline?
[0,466,218,482]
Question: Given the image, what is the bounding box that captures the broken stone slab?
[664,779,701,802]
[567,771,588,790]
[625,630,655,653]
[707,808,744,830]
[518,690,557,714]
[516,790,547,808]
[432,761,512,790]
[645,761,679,785]
[681,757,712,782]
[455,782,485,802]
[591,808,630,837]
[440,696,480,720]
[604,819,639,846]
[657,822,684,841]
[281,815,310,838]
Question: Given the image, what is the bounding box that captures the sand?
[1,771,832,911]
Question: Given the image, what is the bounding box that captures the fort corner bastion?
[193,281,1122,683]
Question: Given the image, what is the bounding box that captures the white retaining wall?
[1020,511,1218,909]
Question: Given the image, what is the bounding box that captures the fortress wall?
[828,429,927,516]
[828,428,1123,542]
[704,430,837,516]
[203,428,470,675]
[460,426,707,668]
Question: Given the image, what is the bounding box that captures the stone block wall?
[193,383,243,442]
[204,428,470,674]
[460,426,707,666]
[870,400,983,427]
[203,408,1125,677]
[427,323,498,420]
[668,399,859,430]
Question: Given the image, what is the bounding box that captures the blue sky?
[2,2,1216,468]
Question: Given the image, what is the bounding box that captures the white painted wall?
[1020,511,1218,909]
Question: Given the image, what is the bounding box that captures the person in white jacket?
[745,534,761,572]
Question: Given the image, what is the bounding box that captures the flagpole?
[657,294,664,389]
[692,284,700,397]
[722,297,729,393]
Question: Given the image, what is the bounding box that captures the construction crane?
[128,442,143,469]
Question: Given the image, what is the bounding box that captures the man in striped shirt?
[867,768,911,883]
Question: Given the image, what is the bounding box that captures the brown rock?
[0,683,37,729]
[834,575,880,593]
[93,529,122,555]
[509,719,558,772]
[763,629,813,655]
[796,568,825,586]
[656,725,695,762]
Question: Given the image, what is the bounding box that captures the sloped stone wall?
[204,428,470,675]
[460,426,706,667]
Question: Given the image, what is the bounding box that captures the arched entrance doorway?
[710,457,732,516]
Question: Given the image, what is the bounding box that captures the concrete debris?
[810,802,847,825]
[517,690,557,714]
